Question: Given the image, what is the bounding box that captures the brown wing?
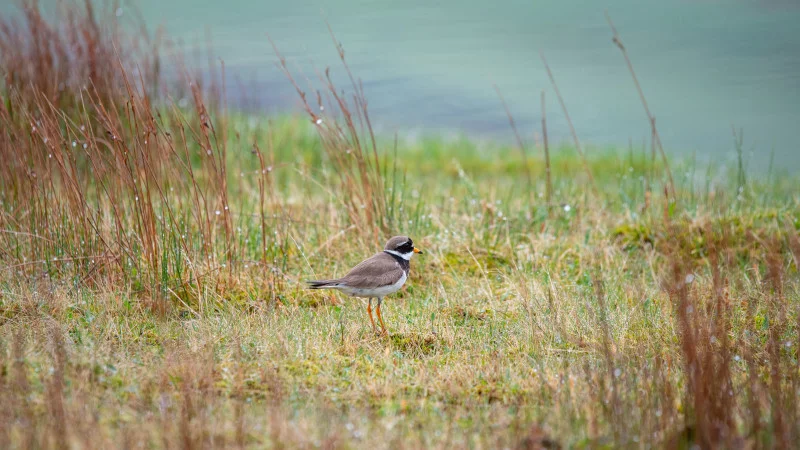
[339,252,404,289]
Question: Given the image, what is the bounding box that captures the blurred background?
[6,0,799,170]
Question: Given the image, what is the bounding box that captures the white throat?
[385,249,413,261]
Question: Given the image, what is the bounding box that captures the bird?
[306,235,423,335]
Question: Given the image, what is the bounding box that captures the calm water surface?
[9,0,800,169]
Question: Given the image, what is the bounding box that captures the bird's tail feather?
[306,279,342,289]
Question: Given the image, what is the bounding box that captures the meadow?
[1,2,799,448]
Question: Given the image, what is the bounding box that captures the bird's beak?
[413,247,423,254]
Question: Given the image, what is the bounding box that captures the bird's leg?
[376,297,387,335]
[367,298,377,333]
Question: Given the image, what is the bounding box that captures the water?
[9,0,800,169]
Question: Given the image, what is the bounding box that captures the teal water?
[6,0,800,169]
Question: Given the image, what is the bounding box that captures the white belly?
[338,271,407,298]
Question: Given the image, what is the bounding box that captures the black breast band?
[384,251,410,275]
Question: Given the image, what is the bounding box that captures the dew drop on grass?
[315,118,322,125]
[614,368,622,377]
[215,210,221,215]
[685,274,695,284]
[72,141,76,147]
[563,204,571,212]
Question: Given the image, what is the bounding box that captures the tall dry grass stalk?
[0,0,273,305]
[268,24,396,246]
[605,11,676,200]
[494,84,533,196]
[539,51,597,193]
[541,90,552,206]
[656,225,800,448]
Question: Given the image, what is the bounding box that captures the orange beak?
[413,247,423,254]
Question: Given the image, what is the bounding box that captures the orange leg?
[367,298,377,333]
[376,297,387,335]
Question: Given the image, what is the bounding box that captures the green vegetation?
[1,1,799,448]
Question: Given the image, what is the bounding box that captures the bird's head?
[384,235,423,260]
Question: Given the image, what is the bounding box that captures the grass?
[1,1,800,448]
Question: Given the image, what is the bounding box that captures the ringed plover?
[307,235,423,334]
